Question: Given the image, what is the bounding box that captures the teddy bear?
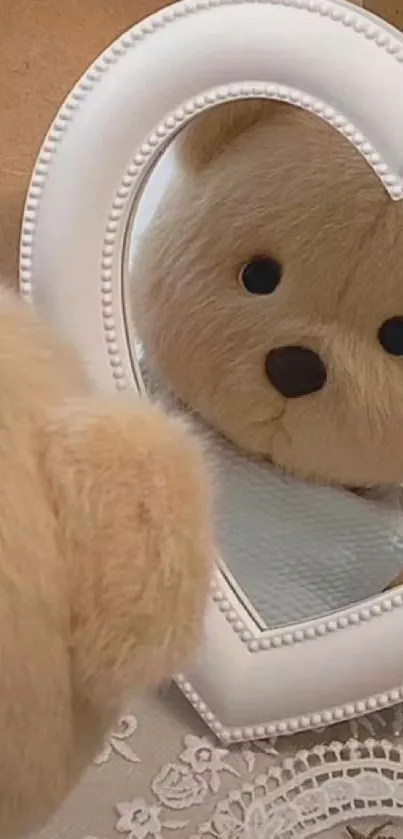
[131,96,403,492]
[0,285,213,839]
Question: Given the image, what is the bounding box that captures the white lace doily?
[192,739,403,839]
[31,693,403,839]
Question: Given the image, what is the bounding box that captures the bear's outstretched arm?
[0,288,214,837]
[43,397,214,715]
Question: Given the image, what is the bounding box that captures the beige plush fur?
[0,287,213,838]
[132,98,403,489]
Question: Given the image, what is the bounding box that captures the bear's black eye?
[239,255,282,295]
[378,317,403,356]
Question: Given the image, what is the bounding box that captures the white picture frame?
[19,0,403,746]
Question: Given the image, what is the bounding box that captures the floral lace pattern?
[95,715,140,765]
[33,702,403,839]
[116,798,187,838]
[193,740,403,839]
[151,735,240,808]
[109,737,403,839]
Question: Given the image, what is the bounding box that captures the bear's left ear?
[177,98,282,171]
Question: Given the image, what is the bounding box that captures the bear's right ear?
[178,98,282,170]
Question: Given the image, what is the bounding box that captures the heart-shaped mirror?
[20,0,403,745]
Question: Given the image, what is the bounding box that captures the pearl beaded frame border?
[19,0,403,744]
[175,673,403,744]
[209,572,403,653]
[178,571,403,744]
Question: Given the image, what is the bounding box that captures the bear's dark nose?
[265,346,327,399]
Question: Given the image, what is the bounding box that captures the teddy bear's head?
[132,99,403,489]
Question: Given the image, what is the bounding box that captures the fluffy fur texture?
[0,287,213,838]
[132,98,403,489]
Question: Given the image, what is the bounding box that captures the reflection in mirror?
[124,99,403,631]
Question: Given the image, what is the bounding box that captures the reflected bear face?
[132,99,403,488]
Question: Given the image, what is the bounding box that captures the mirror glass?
[123,101,403,631]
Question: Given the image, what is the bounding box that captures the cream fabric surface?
[30,688,403,839]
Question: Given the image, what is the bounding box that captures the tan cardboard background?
[366,2,403,26]
[0,0,401,284]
